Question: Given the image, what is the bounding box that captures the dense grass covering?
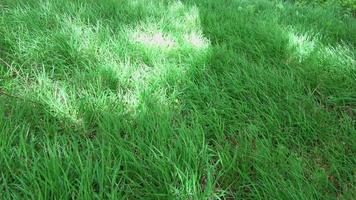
[0,0,355,199]
[294,0,356,13]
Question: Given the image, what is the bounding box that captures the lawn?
[0,0,355,199]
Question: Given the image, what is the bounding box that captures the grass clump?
[0,0,355,199]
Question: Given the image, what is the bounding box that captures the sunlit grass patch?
[129,25,176,49]
[287,30,318,62]
[61,17,101,54]
[26,74,83,127]
[183,31,209,50]
[319,44,356,70]
[167,1,202,32]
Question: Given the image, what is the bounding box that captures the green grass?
[0,0,355,199]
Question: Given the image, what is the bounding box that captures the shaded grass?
[0,0,355,199]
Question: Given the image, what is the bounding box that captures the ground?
[0,0,355,199]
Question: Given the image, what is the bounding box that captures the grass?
[0,0,355,199]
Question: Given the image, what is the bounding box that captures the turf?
[0,0,355,199]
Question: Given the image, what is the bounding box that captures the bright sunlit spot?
[288,31,316,62]
[321,44,356,69]
[131,29,176,49]
[184,32,209,49]
[63,17,100,53]
[169,2,201,32]
[33,75,82,126]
